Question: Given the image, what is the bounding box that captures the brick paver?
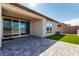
[39,41,79,56]
[0,36,57,56]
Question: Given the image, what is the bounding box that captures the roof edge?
[10,3,60,23]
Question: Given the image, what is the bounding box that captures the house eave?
[10,3,60,23]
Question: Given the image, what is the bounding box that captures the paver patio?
[0,36,57,56]
[39,41,79,56]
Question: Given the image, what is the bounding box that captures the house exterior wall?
[30,18,59,37]
[43,19,58,37]
[30,19,43,37]
[1,3,59,38]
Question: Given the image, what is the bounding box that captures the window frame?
[46,22,53,33]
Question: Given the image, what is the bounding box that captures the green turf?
[47,34,79,45]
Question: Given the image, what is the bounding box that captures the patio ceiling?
[2,3,43,20]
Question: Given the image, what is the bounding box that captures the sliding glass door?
[3,18,30,38]
[13,20,19,36]
[3,18,12,37]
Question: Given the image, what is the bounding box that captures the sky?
[21,3,79,25]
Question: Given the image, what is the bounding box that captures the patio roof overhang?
[2,3,43,20]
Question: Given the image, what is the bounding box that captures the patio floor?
[0,36,57,56]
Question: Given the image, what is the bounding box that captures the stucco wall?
[30,19,43,37]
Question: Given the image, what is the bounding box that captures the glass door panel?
[20,21,26,35]
[3,18,12,37]
[13,20,19,36]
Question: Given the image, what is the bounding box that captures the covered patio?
[0,3,46,47]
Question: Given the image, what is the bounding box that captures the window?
[50,27,52,32]
[46,22,52,32]
[46,27,49,32]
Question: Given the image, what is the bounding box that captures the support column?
[42,18,46,37]
[0,4,3,47]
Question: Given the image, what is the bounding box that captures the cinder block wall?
[58,24,79,34]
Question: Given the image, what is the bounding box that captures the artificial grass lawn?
[47,34,79,45]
